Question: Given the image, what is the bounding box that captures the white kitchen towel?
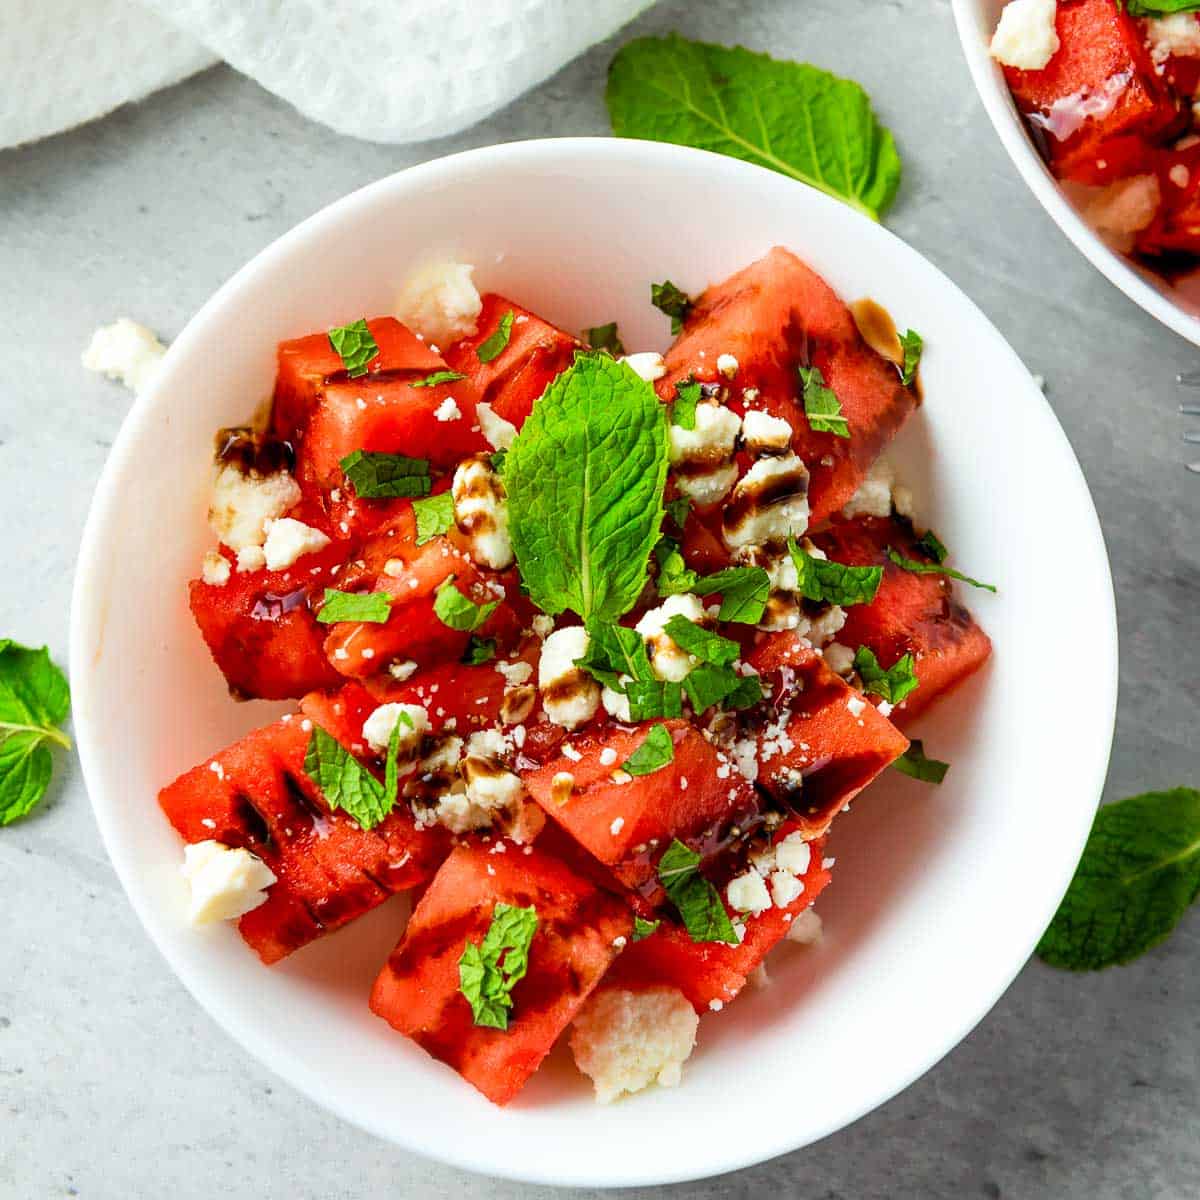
[1,0,652,151]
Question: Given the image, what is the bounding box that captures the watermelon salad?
[991,0,1200,264]
[160,246,993,1106]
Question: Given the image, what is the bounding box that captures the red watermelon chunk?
[369,842,633,1105]
[602,825,833,1012]
[659,246,918,522]
[443,294,581,429]
[812,515,993,725]
[158,716,449,964]
[746,632,909,838]
[522,720,760,904]
[1136,143,1200,258]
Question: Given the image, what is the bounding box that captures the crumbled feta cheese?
[236,545,266,574]
[452,453,513,569]
[769,870,803,908]
[209,465,301,552]
[609,815,624,835]
[476,401,519,451]
[461,730,525,813]
[892,484,915,519]
[81,318,166,395]
[635,593,705,682]
[786,908,823,945]
[716,353,739,379]
[740,408,792,456]
[732,737,759,783]
[989,0,1059,71]
[361,702,428,757]
[181,840,276,925]
[774,833,812,876]
[846,695,867,719]
[723,453,810,548]
[620,352,667,382]
[1146,13,1200,64]
[668,402,742,507]
[841,457,895,520]
[538,626,600,729]
[200,551,230,587]
[602,685,632,723]
[496,660,533,687]
[434,396,462,422]
[822,642,856,676]
[389,659,419,681]
[726,869,772,915]
[262,517,331,571]
[569,987,698,1104]
[531,614,555,639]
[393,260,482,346]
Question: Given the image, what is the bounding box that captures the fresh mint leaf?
[626,678,684,722]
[893,739,949,784]
[584,322,625,356]
[411,369,466,388]
[899,329,922,386]
[650,280,693,335]
[692,566,771,624]
[665,496,691,530]
[915,530,948,564]
[0,640,71,826]
[1123,1,1200,15]
[622,723,675,776]
[504,353,669,623]
[632,915,661,941]
[663,616,738,666]
[328,318,379,378]
[413,492,455,545]
[886,548,997,594]
[683,663,744,713]
[853,646,919,704]
[490,449,507,474]
[725,672,765,710]
[607,35,901,221]
[458,902,539,1029]
[657,839,738,944]
[316,589,392,625]
[788,538,882,606]
[799,365,849,438]
[655,538,700,597]
[340,450,431,499]
[303,721,402,831]
[462,636,497,665]
[1038,788,1200,970]
[434,578,498,632]
[576,622,654,692]
[670,378,701,430]
[476,310,514,364]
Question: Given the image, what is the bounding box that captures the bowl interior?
[70,139,1117,1187]
[952,0,1200,346]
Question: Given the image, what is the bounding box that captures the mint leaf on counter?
[328,318,379,378]
[316,589,393,625]
[340,450,431,499]
[458,902,539,1029]
[650,280,693,335]
[1038,788,1200,970]
[622,723,675,776]
[504,352,669,624]
[607,35,901,221]
[0,641,71,826]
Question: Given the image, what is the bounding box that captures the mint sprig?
[800,365,849,438]
[316,589,392,625]
[340,450,431,499]
[657,839,738,944]
[504,353,669,624]
[1038,788,1200,970]
[303,720,403,831]
[328,318,379,378]
[413,492,455,545]
[0,641,71,826]
[458,902,539,1029]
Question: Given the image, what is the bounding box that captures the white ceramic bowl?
[953,0,1200,346]
[70,138,1118,1187]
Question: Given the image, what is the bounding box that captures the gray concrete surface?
[2,0,1198,1196]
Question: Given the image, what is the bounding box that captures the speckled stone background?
[2,1,1198,1196]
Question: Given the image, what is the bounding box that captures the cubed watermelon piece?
[659,247,918,521]
[370,842,633,1105]
[159,716,449,964]
[522,720,760,902]
[745,632,909,838]
[813,515,993,725]
[603,825,833,1012]
[443,294,581,429]
[189,540,347,700]
[1136,143,1200,257]
[1004,0,1182,183]
[272,317,445,442]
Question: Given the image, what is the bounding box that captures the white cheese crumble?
[602,684,632,723]
[209,466,301,553]
[434,396,462,422]
[538,626,600,729]
[723,453,810,548]
[668,402,742,506]
[807,604,847,648]
[262,517,331,571]
[81,318,166,395]
[740,408,792,455]
[389,659,419,681]
[361,702,428,756]
[1146,13,1200,64]
[620,352,667,382]
[989,0,1059,71]
[393,260,482,346]
[841,456,895,520]
[846,694,867,719]
[461,729,525,812]
[716,353,739,379]
[495,659,533,687]
[726,869,772,916]
[635,593,705,683]
[236,546,266,574]
[452,454,513,569]
[569,987,698,1104]
[476,401,519,451]
[200,551,230,587]
[181,840,276,925]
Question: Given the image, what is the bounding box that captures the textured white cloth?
[1,0,651,150]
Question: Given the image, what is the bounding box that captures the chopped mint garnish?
[662,616,739,666]
[632,916,661,941]
[411,369,466,388]
[303,719,403,831]
[665,496,691,530]
[328,318,379,378]
[622,723,675,776]
[915,530,948,564]
[657,839,738,944]
[413,492,456,545]
[433,578,498,632]
[340,450,431,499]
[316,589,392,625]
[853,646,919,704]
[893,739,949,784]
[458,902,539,1029]
[462,636,497,665]
[899,329,922,385]
[799,365,849,438]
[788,538,882,607]
[670,378,701,430]
[476,310,515,363]
[650,280,693,335]
[886,547,996,594]
[692,566,771,624]
[584,322,625,356]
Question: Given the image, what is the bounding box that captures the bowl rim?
[950,0,1200,348]
[68,136,1120,1186]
